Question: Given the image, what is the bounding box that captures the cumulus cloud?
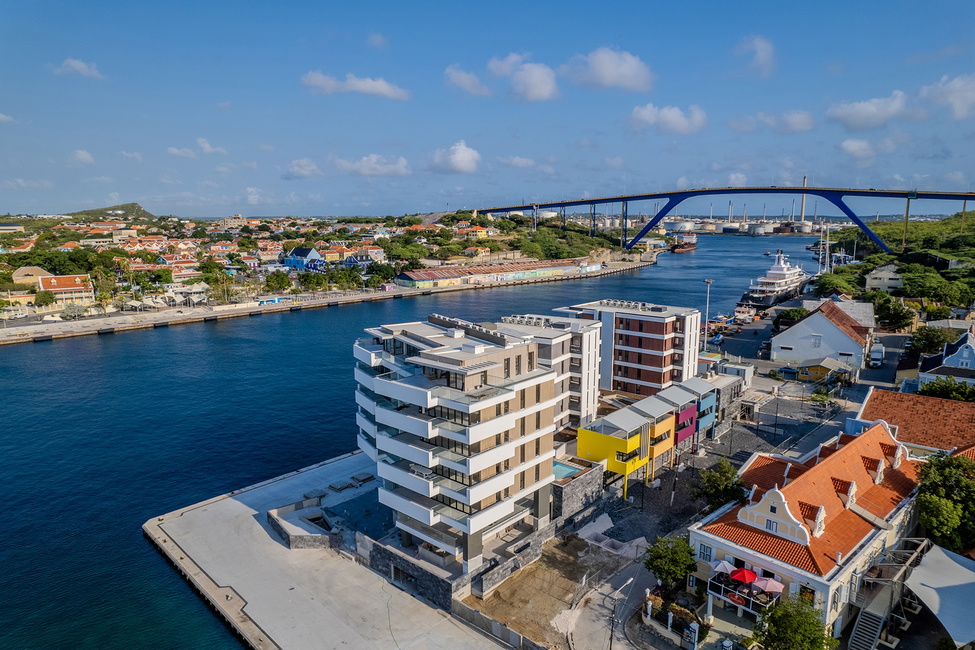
[3,178,54,190]
[735,36,775,78]
[631,103,707,134]
[120,151,143,163]
[561,47,653,92]
[244,186,267,205]
[282,158,323,180]
[431,140,481,173]
[946,170,968,186]
[301,71,410,100]
[840,138,876,166]
[367,33,388,49]
[737,110,815,133]
[488,53,558,101]
[73,149,95,165]
[335,153,411,176]
[728,172,748,187]
[499,156,535,168]
[445,65,491,96]
[604,156,624,169]
[826,90,916,130]
[54,57,104,79]
[167,147,196,158]
[920,73,975,119]
[197,138,227,155]
[0,113,13,123]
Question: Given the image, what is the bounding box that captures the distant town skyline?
[1,1,973,218]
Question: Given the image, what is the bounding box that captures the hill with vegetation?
[66,203,157,222]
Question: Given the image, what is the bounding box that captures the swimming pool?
[553,461,582,480]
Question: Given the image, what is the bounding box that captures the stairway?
[848,610,884,650]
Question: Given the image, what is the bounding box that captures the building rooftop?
[562,298,697,318]
[856,387,975,453]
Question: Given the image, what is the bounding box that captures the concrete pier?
[143,451,503,650]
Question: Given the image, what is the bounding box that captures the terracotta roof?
[858,388,975,452]
[37,274,93,293]
[401,258,586,282]
[792,300,868,347]
[954,443,975,462]
[703,423,917,576]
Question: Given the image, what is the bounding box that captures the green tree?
[691,459,748,513]
[265,271,292,292]
[755,596,838,650]
[908,326,962,358]
[773,308,809,331]
[926,305,952,320]
[813,272,857,296]
[916,452,975,551]
[917,376,975,403]
[35,290,55,306]
[917,493,964,540]
[643,536,697,593]
[60,303,87,320]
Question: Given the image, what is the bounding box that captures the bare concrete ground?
[464,536,629,649]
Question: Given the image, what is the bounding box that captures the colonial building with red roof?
[770,300,873,371]
[849,387,975,457]
[687,422,918,638]
[37,274,95,305]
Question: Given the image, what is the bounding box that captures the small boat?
[710,333,724,345]
[670,233,697,253]
[764,251,772,256]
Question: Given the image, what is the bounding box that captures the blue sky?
[1,1,974,218]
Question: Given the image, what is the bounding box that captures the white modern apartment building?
[557,299,700,396]
[353,313,600,573]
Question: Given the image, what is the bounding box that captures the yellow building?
[577,395,675,499]
[795,357,853,384]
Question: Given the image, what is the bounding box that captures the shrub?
[646,593,663,614]
[667,603,696,629]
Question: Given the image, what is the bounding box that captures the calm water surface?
[0,235,814,648]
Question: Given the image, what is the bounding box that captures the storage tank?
[747,224,769,236]
[794,222,813,233]
[664,220,696,232]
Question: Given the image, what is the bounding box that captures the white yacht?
[737,251,812,308]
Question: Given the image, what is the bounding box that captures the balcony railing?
[707,576,780,613]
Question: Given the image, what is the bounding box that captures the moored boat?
[670,233,697,253]
[737,251,811,308]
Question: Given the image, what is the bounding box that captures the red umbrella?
[730,568,757,583]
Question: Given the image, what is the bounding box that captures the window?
[688,575,697,588]
[766,519,778,533]
[616,449,640,463]
[528,351,535,371]
[698,544,712,562]
[780,345,794,351]
[503,358,511,378]
[515,355,522,376]
[811,335,822,349]
[480,371,488,385]
[769,505,777,514]
[536,384,541,403]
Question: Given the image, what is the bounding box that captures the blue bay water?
[0,235,815,648]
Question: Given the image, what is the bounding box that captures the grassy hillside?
[66,203,157,223]
[832,210,975,260]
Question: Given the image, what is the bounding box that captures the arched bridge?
[476,186,975,254]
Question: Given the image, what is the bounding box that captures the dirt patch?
[464,535,628,649]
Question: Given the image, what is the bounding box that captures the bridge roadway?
[477,186,975,254]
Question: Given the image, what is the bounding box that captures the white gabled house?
[770,301,871,371]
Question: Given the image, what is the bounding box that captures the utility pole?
[608,577,634,650]
[703,279,713,350]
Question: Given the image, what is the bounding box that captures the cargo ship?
[737,251,812,308]
[670,233,697,253]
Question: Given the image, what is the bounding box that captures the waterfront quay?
[0,259,652,347]
[144,450,503,650]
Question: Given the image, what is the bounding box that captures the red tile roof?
[801,300,869,346]
[702,423,917,576]
[858,388,975,453]
[37,274,93,293]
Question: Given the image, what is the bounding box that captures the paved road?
[569,561,656,650]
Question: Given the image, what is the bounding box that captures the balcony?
[395,513,463,555]
[707,575,780,614]
[353,339,383,366]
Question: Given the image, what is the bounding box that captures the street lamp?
[609,577,634,650]
[702,279,714,349]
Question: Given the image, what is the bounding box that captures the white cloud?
[779,110,815,132]
[0,113,13,123]
[301,71,410,100]
[197,137,227,155]
[54,57,104,79]
[159,175,182,185]
[631,103,707,134]
[604,156,624,169]
[920,74,975,119]
[120,151,142,163]
[826,90,914,130]
[840,138,876,166]
[736,36,775,78]
[488,53,558,101]
[215,165,234,176]
[73,149,95,165]
[3,178,54,190]
[282,158,323,180]
[107,192,120,204]
[499,156,535,168]
[244,187,266,205]
[335,154,411,176]
[432,140,481,173]
[167,147,196,158]
[445,65,491,96]
[367,33,388,49]
[946,171,968,186]
[561,47,653,92]
[87,176,114,183]
[728,172,748,187]
[676,176,690,191]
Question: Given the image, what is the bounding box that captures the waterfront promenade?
[0,259,652,347]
